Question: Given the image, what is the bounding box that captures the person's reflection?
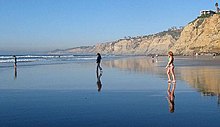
[96,71,102,92]
[218,94,220,106]
[167,82,176,113]
[151,59,155,63]
[14,67,17,79]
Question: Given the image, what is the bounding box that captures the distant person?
[151,59,155,63]
[13,55,17,68]
[155,54,158,63]
[151,55,154,59]
[151,55,155,63]
[167,82,176,113]
[96,71,102,92]
[96,53,102,72]
[166,51,176,83]
[213,53,216,59]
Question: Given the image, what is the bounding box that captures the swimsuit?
[168,57,174,68]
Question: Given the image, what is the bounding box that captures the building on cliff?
[200,10,216,16]
[200,1,220,16]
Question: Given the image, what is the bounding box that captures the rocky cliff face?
[172,14,220,55]
[51,29,182,55]
[88,32,179,55]
[50,14,220,55]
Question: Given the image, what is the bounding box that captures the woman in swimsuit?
[166,51,176,83]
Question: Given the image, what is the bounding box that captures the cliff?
[51,28,182,55]
[172,14,220,55]
[50,14,220,55]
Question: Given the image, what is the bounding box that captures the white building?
[200,10,216,16]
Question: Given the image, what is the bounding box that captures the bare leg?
[167,68,171,82]
[171,67,176,82]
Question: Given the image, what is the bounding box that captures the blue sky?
[0,0,217,52]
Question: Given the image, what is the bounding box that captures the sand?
[0,56,220,127]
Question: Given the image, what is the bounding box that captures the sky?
[0,0,217,53]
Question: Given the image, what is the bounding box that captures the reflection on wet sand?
[179,67,220,105]
[179,67,220,95]
[167,83,176,113]
[14,67,17,79]
[103,57,162,74]
[96,71,102,92]
[103,57,220,97]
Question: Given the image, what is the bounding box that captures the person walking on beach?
[166,51,176,83]
[13,55,17,69]
[96,53,102,72]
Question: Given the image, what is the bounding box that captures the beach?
[0,56,220,127]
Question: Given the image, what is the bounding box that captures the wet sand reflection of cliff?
[179,67,220,105]
[103,57,161,73]
[103,57,220,97]
[179,67,220,95]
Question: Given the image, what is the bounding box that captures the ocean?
[0,54,123,68]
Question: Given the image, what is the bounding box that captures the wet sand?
[0,56,220,127]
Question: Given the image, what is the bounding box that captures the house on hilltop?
[200,10,216,16]
[200,2,220,16]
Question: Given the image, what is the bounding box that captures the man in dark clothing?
[13,55,17,68]
[96,53,102,71]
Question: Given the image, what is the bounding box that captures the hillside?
[50,14,220,55]
[50,28,182,55]
[172,14,220,55]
